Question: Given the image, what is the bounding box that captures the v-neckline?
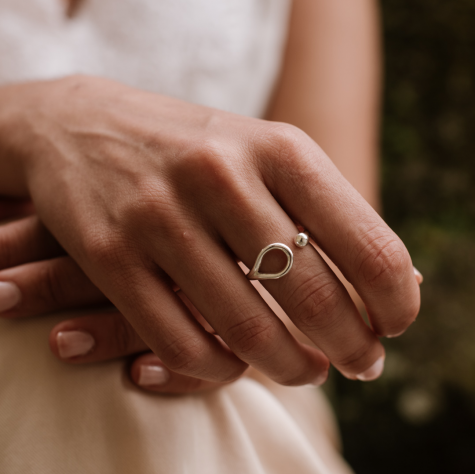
[61,0,82,19]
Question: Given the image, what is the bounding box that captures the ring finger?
[152,225,330,386]
[213,186,385,381]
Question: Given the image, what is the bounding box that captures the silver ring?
[247,233,309,280]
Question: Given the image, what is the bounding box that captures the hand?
[0,215,246,394]
[0,75,421,385]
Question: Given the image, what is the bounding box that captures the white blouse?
[0,0,291,117]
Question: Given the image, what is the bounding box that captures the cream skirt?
[0,312,353,474]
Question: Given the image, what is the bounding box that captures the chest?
[0,0,290,117]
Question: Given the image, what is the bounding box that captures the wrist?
[0,77,76,197]
[0,81,42,196]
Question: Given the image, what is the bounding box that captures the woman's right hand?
[0,75,421,386]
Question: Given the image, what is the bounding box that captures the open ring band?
[246,233,309,280]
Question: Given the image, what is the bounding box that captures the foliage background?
[327,1,475,472]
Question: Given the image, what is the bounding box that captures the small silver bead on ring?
[294,232,309,248]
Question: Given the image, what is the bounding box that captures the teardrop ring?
[246,232,309,280]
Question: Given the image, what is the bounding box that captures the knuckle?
[289,274,342,332]
[223,313,276,358]
[254,123,325,189]
[159,334,206,374]
[82,229,115,265]
[178,138,244,196]
[181,138,226,173]
[258,123,313,166]
[196,137,227,166]
[259,123,305,155]
[335,344,373,373]
[356,232,411,291]
[125,181,175,231]
[133,181,173,218]
[126,183,193,245]
[82,229,133,273]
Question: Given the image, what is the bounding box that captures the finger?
[130,352,236,394]
[147,225,330,386]
[49,292,220,363]
[49,312,149,363]
[0,256,106,318]
[0,215,64,270]
[258,125,420,337]
[50,311,321,394]
[87,254,249,384]
[209,182,385,380]
[49,298,247,394]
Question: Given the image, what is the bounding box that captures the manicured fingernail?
[387,330,405,338]
[138,365,170,387]
[414,267,423,285]
[311,370,329,386]
[356,356,385,381]
[57,331,95,359]
[0,281,21,313]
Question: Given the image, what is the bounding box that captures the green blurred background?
[327,1,475,472]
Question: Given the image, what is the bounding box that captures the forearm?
[269,0,381,211]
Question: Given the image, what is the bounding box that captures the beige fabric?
[0,315,352,474]
[0,1,354,472]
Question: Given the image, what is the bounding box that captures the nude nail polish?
[310,370,329,387]
[387,330,405,338]
[341,372,358,381]
[356,356,385,381]
[413,267,423,285]
[138,365,170,387]
[0,282,21,313]
[57,331,95,359]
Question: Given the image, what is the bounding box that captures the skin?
[0,0,421,394]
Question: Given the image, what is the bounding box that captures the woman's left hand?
[0,215,249,394]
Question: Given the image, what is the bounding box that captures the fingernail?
[0,281,21,313]
[138,365,170,387]
[311,370,329,386]
[414,267,423,285]
[340,370,358,380]
[356,356,385,381]
[57,331,95,359]
[387,329,406,338]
